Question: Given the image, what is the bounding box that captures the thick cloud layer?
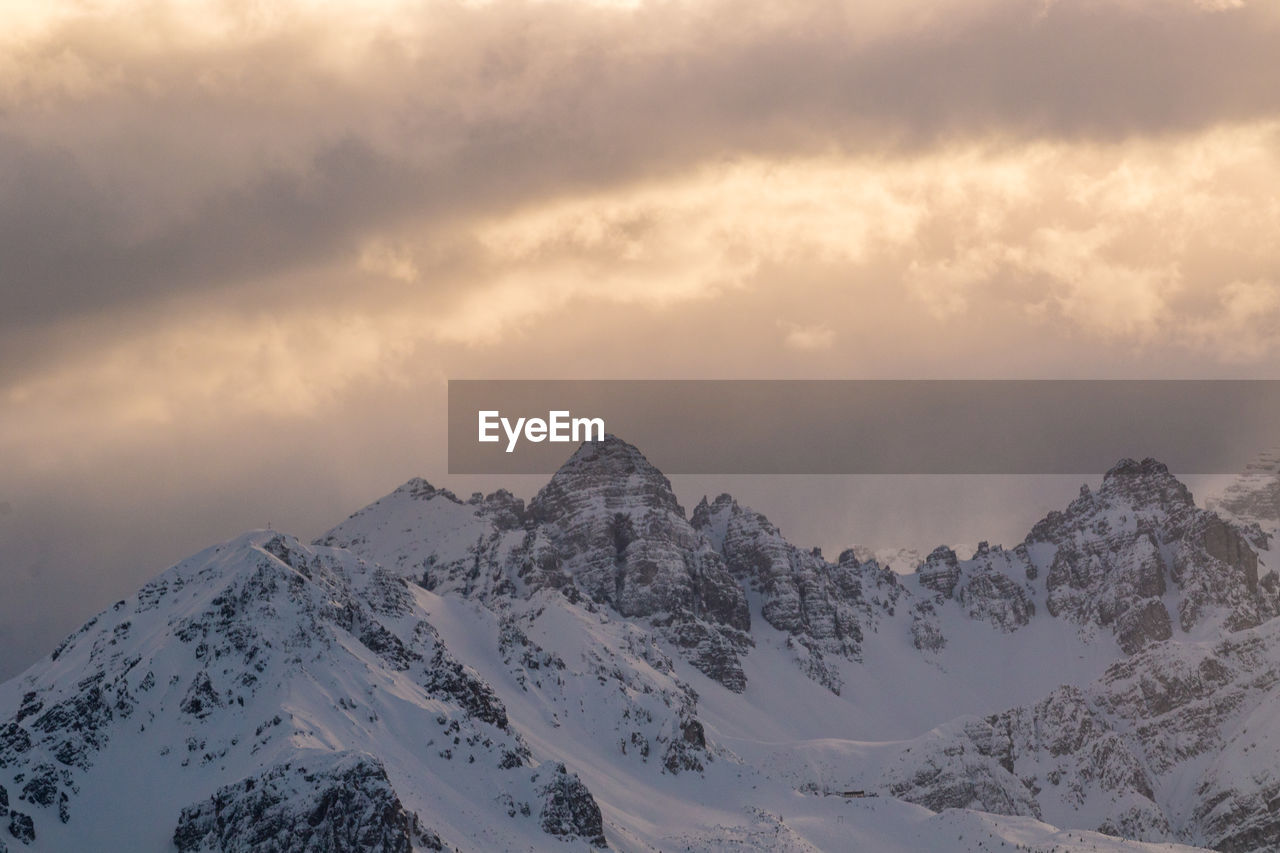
[2,0,1280,679]
[4,0,1279,335]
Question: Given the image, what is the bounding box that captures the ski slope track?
[5,436,1280,851]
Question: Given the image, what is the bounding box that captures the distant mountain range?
[4,436,1280,851]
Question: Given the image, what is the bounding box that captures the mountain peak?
[1096,456,1194,512]
[1102,456,1171,483]
[531,434,681,523]
[392,477,461,503]
[690,494,740,542]
[558,434,660,474]
[15,437,1280,851]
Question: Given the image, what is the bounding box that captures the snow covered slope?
[3,436,1278,851]
[0,532,589,851]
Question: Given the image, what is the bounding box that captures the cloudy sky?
[2,0,1279,679]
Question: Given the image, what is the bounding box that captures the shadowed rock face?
[527,438,752,691]
[1114,599,1173,656]
[692,492,904,694]
[173,753,442,853]
[901,458,1275,657]
[536,763,607,848]
[913,542,1036,636]
[1031,458,1277,648]
[918,546,963,599]
[319,437,753,691]
[695,495,853,637]
[326,445,1276,698]
[881,587,1280,851]
[1201,516,1259,593]
[530,438,748,632]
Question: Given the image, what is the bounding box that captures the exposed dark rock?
[660,715,708,775]
[1031,457,1277,649]
[912,542,1035,634]
[910,601,946,652]
[1196,779,1280,853]
[1173,514,1270,633]
[28,676,113,770]
[6,812,33,845]
[1114,598,1173,655]
[0,723,32,766]
[323,437,754,691]
[423,646,509,730]
[956,547,1035,632]
[536,763,607,848]
[662,620,748,693]
[173,753,439,853]
[694,492,905,691]
[918,547,962,598]
[885,741,1040,819]
[179,671,221,719]
[886,684,1163,838]
[528,439,752,690]
[19,765,58,808]
[476,488,527,531]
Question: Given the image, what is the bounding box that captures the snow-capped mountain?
[320,439,752,692]
[3,436,1277,851]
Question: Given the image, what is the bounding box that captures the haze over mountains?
[4,437,1280,851]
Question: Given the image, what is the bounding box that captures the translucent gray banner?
[447,380,1280,475]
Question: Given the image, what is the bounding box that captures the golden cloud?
[4,119,1278,464]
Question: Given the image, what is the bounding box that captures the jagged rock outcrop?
[909,600,947,652]
[880,610,1280,850]
[885,683,1168,841]
[321,438,754,691]
[692,493,905,693]
[956,542,1037,631]
[535,763,607,848]
[7,812,32,845]
[1173,514,1267,633]
[902,458,1277,657]
[863,459,1280,850]
[323,447,1279,698]
[917,546,964,599]
[527,438,752,691]
[884,738,1042,819]
[172,752,441,853]
[1031,458,1277,647]
[912,542,1036,639]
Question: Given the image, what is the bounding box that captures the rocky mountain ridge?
[3,437,1279,851]
[325,441,1275,692]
